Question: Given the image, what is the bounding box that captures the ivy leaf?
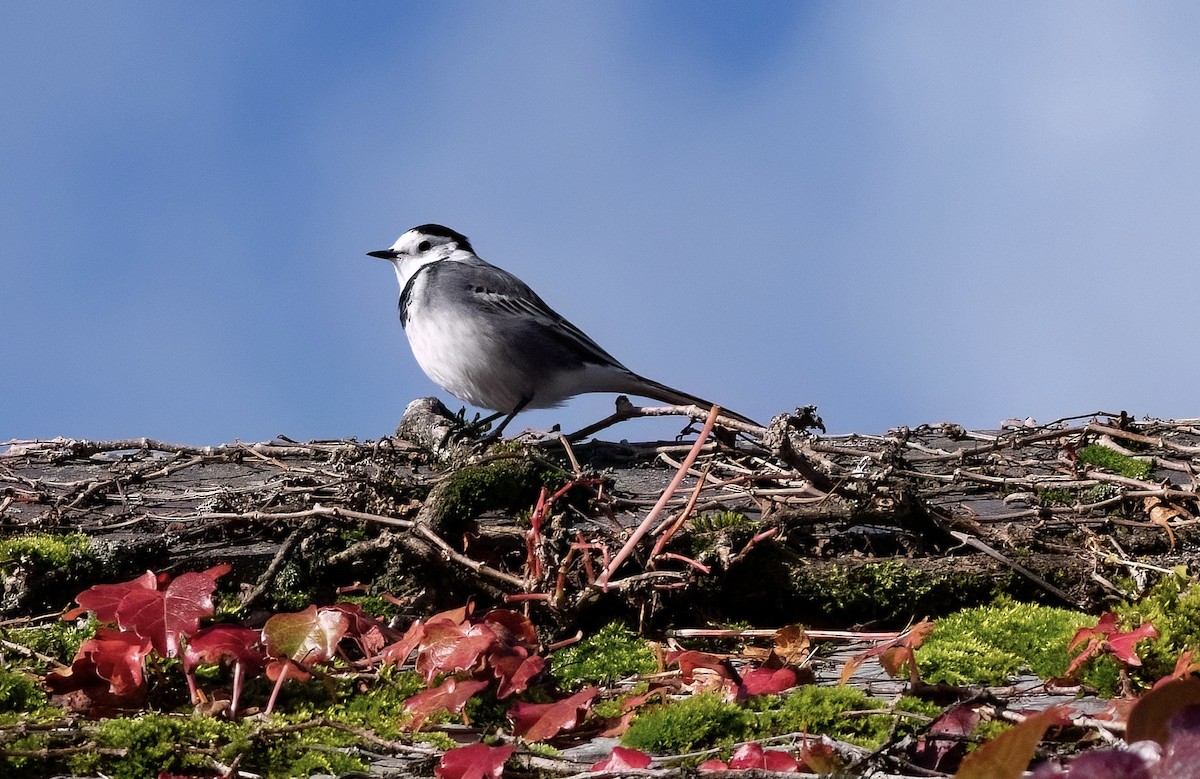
[326,602,401,658]
[115,565,230,657]
[728,742,766,769]
[590,746,651,772]
[416,620,497,682]
[1107,622,1159,667]
[435,743,515,779]
[183,623,265,718]
[183,624,265,672]
[1061,749,1152,778]
[1066,612,1158,678]
[261,605,351,679]
[668,649,739,684]
[45,627,153,707]
[64,570,160,622]
[480,609,539,652]
[508,686,598,741]
[762,749,802,773]
[840,620,932,685]
[403,678,490,731]
[1160,703,1200,778]
[736,666,798,699]
[380,619,426,667]
[914,703,981,770]
[1127,677,1200,746]
[490,648,545,699]
[1068,612,1120,653]
[799,737,840,774]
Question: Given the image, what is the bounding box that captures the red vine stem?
[595,405,721,589]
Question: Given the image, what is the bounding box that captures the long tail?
[621,373,763,429]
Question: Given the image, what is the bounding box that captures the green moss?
[716,550,1013,628]
[917,636,1025,687]
[1,621,92,665]
[1036,488,1075,507]
[1,708,70,779]
[63,710,391,779]
[1077,444,1152,481]
[338,593,400,618]
[0,667,46,712]
[77,714,243,779]
[758,685,925,748]
[1037,483,1120,508]
[917,600,1120,693]
[623,692,753,753]
[438,459,563,529]
[623,685,932,754]
[255,719,368,779]
[970,718,1013,751]
[550,624,657,688]
[692,511,752,533]
[1082,484,1121,504]
[269,561,311,611]
[0,532,93,573]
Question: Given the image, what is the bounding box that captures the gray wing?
[425,259,630,371]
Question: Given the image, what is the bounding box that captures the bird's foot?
[437,408,506,449]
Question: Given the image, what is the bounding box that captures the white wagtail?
[368,224,760,437]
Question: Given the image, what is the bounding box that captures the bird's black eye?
[417,240,432,252]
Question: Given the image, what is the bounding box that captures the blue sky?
[4,3,1198,444]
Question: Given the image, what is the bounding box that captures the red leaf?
[1107,622,1158,667]
[840,620,932,684]
[45,627,152,707]
[436,743,515,779]
[728,742,765,769]
[428,603,472,626]
[327,602,401,658]
[480,609,539,652]
[737,666,798,698]
[914,703,981,770]
[404,678,490,731]
[490,648,545,699]
[508,686,598,741]
[668,649,738,684]
[182,624,265,673]
[762,749,801,773]
[1069,612,1120,652]
[416,621,497,682]
[1066,613,1158,677]
[697,759,728,771]
[64,570,159,622]
[590,746,652,772]
[262,605,350,675]
[116,568,227,657]
[380,620,426,667]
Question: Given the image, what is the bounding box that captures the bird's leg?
[434,408,508,450]
[479,396,532,446]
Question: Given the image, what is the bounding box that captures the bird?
[368,224,760,438]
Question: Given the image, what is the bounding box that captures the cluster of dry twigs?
[2,406,1198,625]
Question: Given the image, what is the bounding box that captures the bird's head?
[368,224,474,265]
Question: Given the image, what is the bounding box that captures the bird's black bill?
[367,249,399,259]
